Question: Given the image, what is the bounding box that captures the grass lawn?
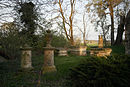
[0,45,125,87]
[0,54,88,87]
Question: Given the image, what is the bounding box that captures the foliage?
[105,45,125,55]
[0,54,87,87]
[0,45,127,87]
[0,23,68,59]
[49,0,77,46]
[51,34,70,47]
[0,23,21,59]
[17,1,39,46]
[86,0,125,45]
[67,55,130,87]
[18,2,37,33]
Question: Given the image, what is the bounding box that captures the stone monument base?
[89,48,112,57]
[42,47,56,74]
[55,48,68,56]
[20,45,33,71]
[42,66,56,74]
[69,46,87,56]
[21,67,33,71]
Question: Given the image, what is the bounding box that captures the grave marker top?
[98,35,103,48]
[45,29,52,47]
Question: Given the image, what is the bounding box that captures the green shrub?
[67,55,130,87]
[0,27,21,59]
[105,45,125,55]
[51,34,69,47]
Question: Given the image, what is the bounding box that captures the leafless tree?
[86,0,123,45]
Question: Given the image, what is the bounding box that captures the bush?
[105,45,125,55]
[51,34,69,47]
[67,55,130,87]
[0,26,21,59]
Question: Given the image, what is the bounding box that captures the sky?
[0,0,129,41]
[42,0,101,40]
[0,0,104,41]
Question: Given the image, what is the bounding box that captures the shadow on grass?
[0,54,88,87]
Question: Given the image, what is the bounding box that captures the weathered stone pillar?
[20,44,33,70]
[98,35,103,48]
[42,29,56,73]
[43,47,56,73]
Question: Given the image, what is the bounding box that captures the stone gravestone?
[56,48,68,56]
[90,48,112,57]
[69,46,87,56]
[42,29,56,74]
[20,44,33,70]
[98,35,103,48]
[89,35,112,57]
[58,49,68,56]
[125,10,130,55]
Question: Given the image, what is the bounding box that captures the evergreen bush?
[67,55,130,87]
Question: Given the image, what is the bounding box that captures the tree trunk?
[83,12,86,46]
[83,32,86,46]
[125,10,130,54]
[58,0,75,46]
[58,0,70,41]
[108,0,115,46]
[101,19,107,46]
[103,35,107,46]
[69,0,75,46]
[110,10,114,46]
[114,16,125,45]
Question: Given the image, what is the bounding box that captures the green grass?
[0,45,126,87]
[87,43,98,46]
[0,54,88,87]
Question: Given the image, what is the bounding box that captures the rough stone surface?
[69,46,87,56]
[45,29,52,47]
[43,47,56,73]
[98,35,103,48]
[90,48,112,57]
[56,48,68,56]
[21,47,33,70]
[42,29,56,74]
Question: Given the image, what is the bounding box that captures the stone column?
[42,29,56,74]
[98,35,103,48]
[20,44,33,70]
[43,47,56,73]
